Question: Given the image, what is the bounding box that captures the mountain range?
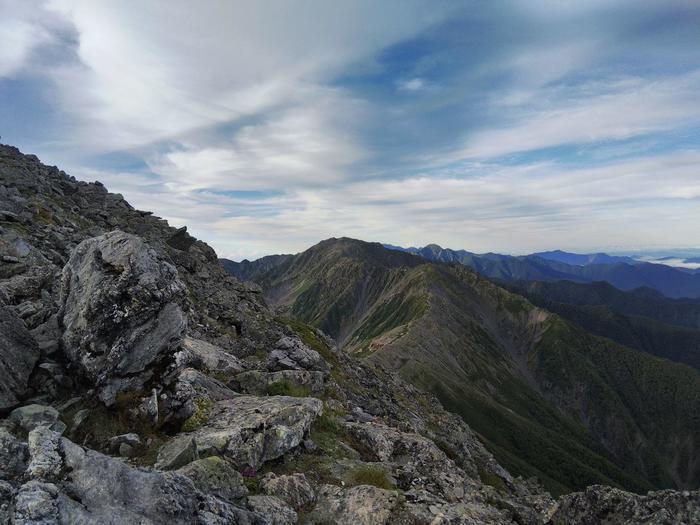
[381,244,700,298]
[2,143,699,523]
[227,237,700,496]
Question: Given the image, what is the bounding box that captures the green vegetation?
[478,466,508,493]
[265,379,311,397]
[349,465,394,489]
[181,397,214,432]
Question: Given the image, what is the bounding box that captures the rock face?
[157,395,322,470]
[307,484,403,525]
[0,300,40,410]
[59,230,187,404]
[552,485,700,524]
[10,428,265,524]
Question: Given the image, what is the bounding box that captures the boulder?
[9,404,65,434]
[267,336,329,373]
[0,301,40,410]
[176,456,248,503]
[246,495,297,525]
[178,337,245,376]
[260,472,316,510]
[0,480,12,524]
[307,484,403,525]
[12,429,265,524]
[155,436,198,471]
[157,395,322,470]
[59,231,187,404]
[344,422,470,501]
[0,426,28,480]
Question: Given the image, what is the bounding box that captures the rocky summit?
[0,141,698,524]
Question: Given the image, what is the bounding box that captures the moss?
[312,412,343,434]
[478,466,508,493]
[181,397,214,432]
[265,379,311,397]
[349,465,394,490]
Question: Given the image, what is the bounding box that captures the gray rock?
[176,456,248,503]
[267,336,329,373]
[9,405,65,434]
[247,495,297,525]
[155,436,198,471]
[173,368,236,403]
[0,427,28,480]
[345,422,471,502]
[68,408,90,436]
[13,480,59,525]
[552,485,700,525]
[107,433,141,456]
[0,301,40,410]
[236,369,325,395]
[59,231,187,405]
[0,480,12,525]
[19,434,263,525]
[260,472,316,510]
[26,427,62,481]
[178,337,245,376]
[158,395,322,470]
[307,484,403,525]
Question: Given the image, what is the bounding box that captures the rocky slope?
[0,144,698,524]
[250,237,700,496]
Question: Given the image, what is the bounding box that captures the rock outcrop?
[0,300,40,411]
[59,230,187,404]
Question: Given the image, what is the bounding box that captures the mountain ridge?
[245,237,700,495]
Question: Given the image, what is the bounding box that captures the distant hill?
[221,254,293,281]
[385,244,700,298]
[505,280,700,370]
[530,249,638,266]
[248,237,700,495]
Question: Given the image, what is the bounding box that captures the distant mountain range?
[224,237,700,495]
[382,245,700,299]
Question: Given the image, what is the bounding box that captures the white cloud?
[123,150,699,260]
[398,78,426,91]
[0,1,55,77]
[35,0,450,151]
[148,85,368,191]
[460,72,700,159]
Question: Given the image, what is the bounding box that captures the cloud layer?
[1,0,699,259]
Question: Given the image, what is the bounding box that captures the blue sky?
[1,0,699,260]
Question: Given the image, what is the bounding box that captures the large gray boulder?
[11,428,265,524]
[59,231,187,404]
[267,336,329,373]
[157,395,322,471]
[0,300,40,410]
[260,472,316,510]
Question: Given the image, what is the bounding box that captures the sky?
[1,0,699,260]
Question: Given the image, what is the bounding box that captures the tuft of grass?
[349,465,394,490]
[181,397,214,432]
[265,379,311,397]
[478,465,508,493]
